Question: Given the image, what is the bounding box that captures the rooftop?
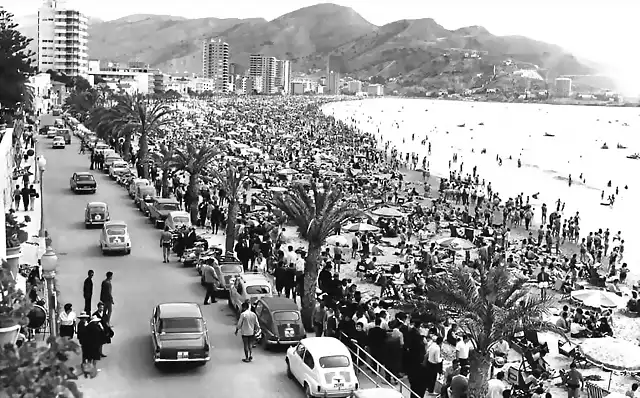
[158,303,202,319]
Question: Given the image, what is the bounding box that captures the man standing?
[202,260,219,304]
[160,226,173,263]
[537,266,551,300]
[424,336,444,393]
[488,371,507,398]
[566,362,584,398]
[83,270,94,314]
[235,301,260,362]
[99,272,114,324]
[455,334,472,368]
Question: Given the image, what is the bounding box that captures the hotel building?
[202,38,230,93]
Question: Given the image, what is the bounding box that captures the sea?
[323,98,640,279]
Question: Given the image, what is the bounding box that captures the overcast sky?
[11,0,640,94]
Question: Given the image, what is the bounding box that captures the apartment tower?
[275,59,291,94]
[202,38,230,93]
[249,54,277,94]
[37,0,88,76]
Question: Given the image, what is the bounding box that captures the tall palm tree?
[170,142,218,221]
[424,265,562,398]
[210,164,249,255]
[267,182,363,329]
[151,143,177,198]
[105,93,173,179]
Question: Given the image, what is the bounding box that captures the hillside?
[15,3,608,91]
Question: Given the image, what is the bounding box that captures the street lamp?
[41,246,58,338]
[37,156,46,238]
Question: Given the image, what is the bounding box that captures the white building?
[202,38,230,93]
[555,78,572,98]
[327,71,341,94]
[275,59,291,94]
[249,54,277,94]
[188,77,216,94]
[290,78,317,95]
[87,60,155,94]
[367,84,384,96]
[348,80,363,93]
[37,0,88,76]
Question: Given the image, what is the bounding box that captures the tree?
[266,182,363,328]
[171,143,218,224]
[423,265,562,398]
[210,164,248,255]
[0,8,35,120]
[151,143,177,198]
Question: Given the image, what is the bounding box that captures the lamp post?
[37,156,46,239]
[41,246,58,338]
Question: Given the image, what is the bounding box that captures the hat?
[77,312,90,318]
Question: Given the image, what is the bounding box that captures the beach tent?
[344,223,380,232]
[570,289,625,309]
[371,207,404,218]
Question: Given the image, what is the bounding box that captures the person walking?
[21,185,30,212]
[160,226,173,263]
[424,336,444,394]
[58,303,77,339]
[235,301,261,362]
[99,272,114,324]
[202,260,218,304]
[28,185,38,211]
[566,362,584,398]
[83,270,94,314]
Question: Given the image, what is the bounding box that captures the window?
[295,344,306,358]
[319,355,350,369]
[303,351,315,369]
[76,175,94,181]
[106,227,126,236]
[274,311,300,322]
[259,308,272,325]
[221,264,242,274]
[246,285,270,295]
[158,203,178,211]
[159,318,203,333]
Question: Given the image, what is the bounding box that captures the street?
[39,136,302,398]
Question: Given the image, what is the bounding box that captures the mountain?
[15,3,608,91]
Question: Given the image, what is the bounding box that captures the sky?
[10,0,640,94]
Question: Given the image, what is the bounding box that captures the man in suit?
[100,271,114,324]
[83,270,94,314]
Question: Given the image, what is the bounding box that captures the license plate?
[334,382,344,389]
[177,351,189,359]
[284,328,294,337]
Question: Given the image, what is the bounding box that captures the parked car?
[57,128,71,144]
[165,211,191,230]
[285,337,359,398]
[47,127,58,138]
[108,160,130,179]
[52,136,65,149]
[255,297,305,347]
[70,172,97,194]
[93,142,111,155]
[150,302,210,365]
[212,261,243,293]
[85,202,110,228]
[129,178,150,198]
[228,273,273,313]
[136,185,156,210]
[102,154,123,171]
[147,198,180,227]
[99,220,131,255]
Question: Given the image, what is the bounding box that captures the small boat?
[617,143,627,149]
[544,133,555,137]
[627,153,640,160]
[601,144,609,149]
[457,123,465,127]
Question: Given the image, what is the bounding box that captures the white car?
[228,273,273,312]
[108,160,130,178]
[286,337,359,397]
[52,136,66,148]
[165,211,191,230]
[99,220,132,255]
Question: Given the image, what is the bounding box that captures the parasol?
[277,168,298,176]
[371,207,404,218]
[579,337,640,372]
[436,237,475,251]
[344,223,380,232]
[570,289,625,309]
[268,186,287,192]
[326,235,350,246]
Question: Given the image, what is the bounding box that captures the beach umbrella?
[326,235,350,246]
[344,223,379,232]
[277,168,298,175]
[436,237,475,251]
[579,337,640,372]
[268,186,287,192]
[570,290,625,309]
[371,207,404,218]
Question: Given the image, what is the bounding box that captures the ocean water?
[323,98,640,276]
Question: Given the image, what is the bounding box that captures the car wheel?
[304,383,312,398]
[126,248,131,255]
[286,359,293,379]
[101,247,105,255]
[91,189,96,194]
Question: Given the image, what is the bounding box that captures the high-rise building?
[249,54,277,94]
[202,38,230,93]
[275,59,291,94]
[555,78,572,98]
[348,80,362,93]
[328,71,341,94]
[37,0,88,76]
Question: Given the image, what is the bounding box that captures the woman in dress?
[58,303,77,339]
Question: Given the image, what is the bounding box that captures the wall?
[0,126,15,260]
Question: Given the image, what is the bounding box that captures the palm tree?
[210,164,249,255]
[266,182,363,329]
[170,142,218,221]
[104,93,173,179]
[151,143,177,198]
[20,84,35,115]
[423,265,562,398]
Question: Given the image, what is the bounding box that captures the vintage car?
[99,220,131,255]
[165,211,191,230]
[147,198,180,227]
[93,142,111,155]
[286,337,359,398]
[57,128,72,144]
[102,154,123,171]
[255,297,305,347]
[129,178,150,198]
[136,185,156,210]
[52,136,66,149]
[108,160,130,179]
[70,172,97,194]
[150,302,210,365]
[85,201,110,228]
[213,261,243,293]
[46,127,58,138]
[228,273,273,313]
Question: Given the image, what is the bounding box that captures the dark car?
[84,201,110,228]
[70,172,97,194]
[147,198,180,227]
[254,297,305,347]
[151,302,210,365]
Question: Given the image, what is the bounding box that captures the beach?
[323,98,640,281]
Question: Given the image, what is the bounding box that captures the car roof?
[241,274,271,285]
[76,171,93,176]
[154,198,179,204]
[260,296,299,310]
[104,220,126,227]
[169,211,189,216]
[158,302,202,319]
[87,201,107,207]
[300,337,350,355]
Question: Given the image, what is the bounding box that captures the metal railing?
[340,332,421,398]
